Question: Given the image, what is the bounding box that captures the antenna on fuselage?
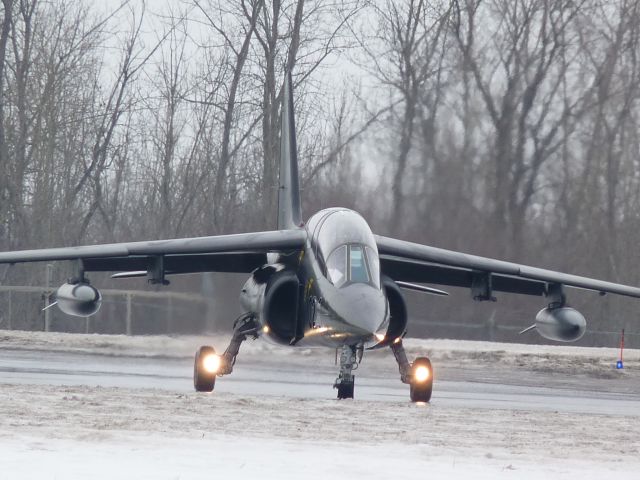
[277,71,303,230]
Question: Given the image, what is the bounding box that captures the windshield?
[326,245,347,288]
[349,245,369,283]
[325,244,380,288]
[365,246,380,287]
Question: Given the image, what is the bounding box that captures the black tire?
[409,357,433,402]
[194,345,217,392]
[337,376,355,399]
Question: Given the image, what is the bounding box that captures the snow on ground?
[1,383,639,479]
[6,431,636,480]
[1,330,639,479]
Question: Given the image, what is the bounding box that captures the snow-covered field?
[1,330,639,479]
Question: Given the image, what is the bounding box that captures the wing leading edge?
[376,235,640,299]
[0,229,307,275]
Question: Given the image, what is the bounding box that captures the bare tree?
[452,0,586,258]
[0,0,13,254]
[191,0,264,231]
[74,3,167,243]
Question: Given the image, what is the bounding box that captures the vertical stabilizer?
[277,72,302,230]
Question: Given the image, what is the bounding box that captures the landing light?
[414,365,430,383]
[202,354,221,374]
[306,326,330,337]
[263,325,270,334]
[375,333,385,342]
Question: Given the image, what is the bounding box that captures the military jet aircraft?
[1,73,640,402]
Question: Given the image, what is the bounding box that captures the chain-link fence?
[0,286,211,335]
[407,317,638,349]
[0,285,635,349]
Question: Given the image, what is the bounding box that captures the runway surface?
[1,340,639,415]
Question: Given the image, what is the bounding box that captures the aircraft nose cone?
[338,284,386,335]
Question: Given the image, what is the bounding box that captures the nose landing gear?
[333,345,362,399]
[391,339,433,402]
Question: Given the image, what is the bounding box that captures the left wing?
[376,235,640,299]
[0,229,307,275]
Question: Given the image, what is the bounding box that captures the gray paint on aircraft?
[277,71,302,230]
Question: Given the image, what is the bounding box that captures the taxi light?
[306,326,330,337]
[414,365,430,382]
[202,354,221,374]
[375,333,385,342]
[263,325,270,334]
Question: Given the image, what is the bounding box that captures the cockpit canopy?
[326,243,380,288]
[306,208,380,288]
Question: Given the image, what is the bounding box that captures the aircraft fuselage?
[240,208,390,349]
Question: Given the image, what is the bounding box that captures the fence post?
[44,264,53,332]
[167,295,173,334]
[486,311,496,342]
[126,293,132,335]
[7,291,11,330]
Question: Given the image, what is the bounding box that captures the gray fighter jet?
[1,73,639,402]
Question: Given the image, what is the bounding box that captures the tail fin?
[277,72,302,230]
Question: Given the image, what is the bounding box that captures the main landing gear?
[194,317,433,403]
[391,339,433,402]
[333,345,362,399]
[193,313,258,392]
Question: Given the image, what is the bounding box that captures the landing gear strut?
[391,339,433,402]
[193,313,259,392]
[333,344,362,399]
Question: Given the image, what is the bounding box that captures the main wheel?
[194,345,217,392]
[337,377,355,399]
[409,357,433,402]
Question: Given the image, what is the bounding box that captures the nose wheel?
[336,379,355,399]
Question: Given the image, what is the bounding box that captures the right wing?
[0,229,307,275]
